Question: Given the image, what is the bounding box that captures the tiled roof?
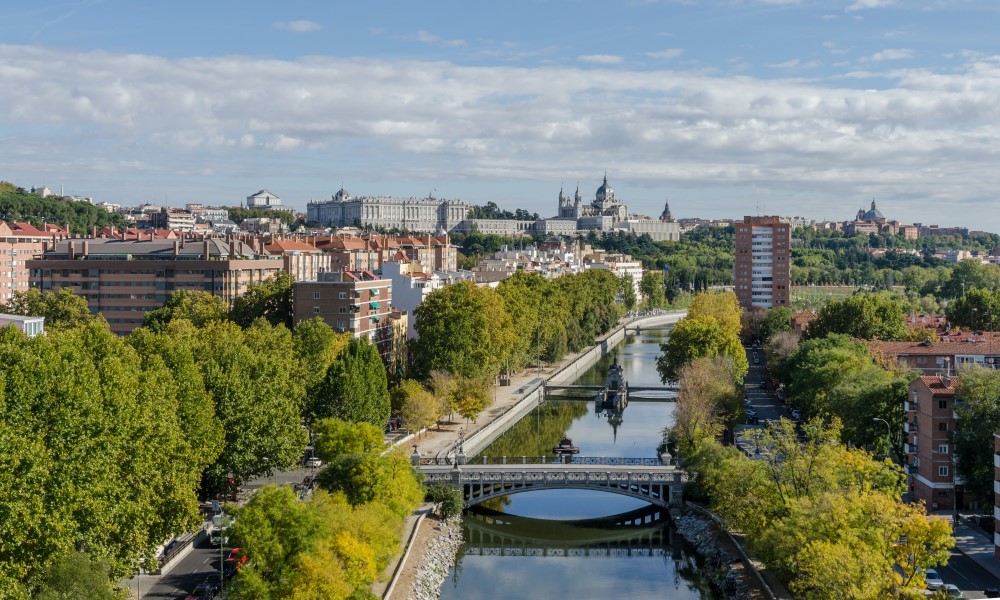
[265,239,319,253]
[915,375,958,395]
[874,333,1000,356]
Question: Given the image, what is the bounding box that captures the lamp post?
[872,417,891,460]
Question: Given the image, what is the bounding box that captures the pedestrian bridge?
[418,456,684,509]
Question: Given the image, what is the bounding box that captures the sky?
[2,0,1000,231]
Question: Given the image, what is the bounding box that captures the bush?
[426,484,464,519]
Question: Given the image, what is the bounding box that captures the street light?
[872,417,891,459]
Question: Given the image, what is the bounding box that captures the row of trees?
[656,291,747,383]
[0,182,126,235]
[661,292,953,595]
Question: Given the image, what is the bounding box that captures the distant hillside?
[0,182,126,235]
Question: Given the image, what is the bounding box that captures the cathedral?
[557,175,629,222]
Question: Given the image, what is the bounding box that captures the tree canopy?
[230,272,295,329]
[806,291,907,341]
[312,337,390,427]
[0,184,126,235]
[953,365,1000,499]
[1,288,94,331]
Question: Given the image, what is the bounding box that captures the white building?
[308,188,468,233]
[0,314,45,337]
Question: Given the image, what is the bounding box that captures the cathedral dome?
[862,200,885,222]
[596,176,613,199]
[333,187,350,201]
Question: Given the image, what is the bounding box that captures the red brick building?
[906,375,961,511]
[733,216,791,310]
[0,221,69,303]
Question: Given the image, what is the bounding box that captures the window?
[938,400,947,410]
[313,292,321,300]
[938,466,949,477]
[339,307,347,314]
[312,307,320,314]
[339,292,347,299]
[938,422,948,432]
[938,444,948,454]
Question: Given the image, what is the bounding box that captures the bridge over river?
[417,456,684,509]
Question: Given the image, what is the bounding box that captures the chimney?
[91,226,97,238]
[68,241,76,260]
[173,240,180,256]
[82,240,89,258]
[203,240,211,260]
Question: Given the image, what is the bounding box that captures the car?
[746,409,757,418]
[305,456,322,468]
[759,382,767,389]
[201,572,222,593]
[924,567,944,590]
[191,583,216,599]
[941,583,963,599]
[790,409,801,421]
[222,558,241,579]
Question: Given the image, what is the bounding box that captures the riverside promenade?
[374,310,685,599]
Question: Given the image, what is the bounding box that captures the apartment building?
[733,216,791,310]
[994,431,1000,557]
[263,239,331,282]
[29,237,283,334]
[873,333,1000,375]
[0,221,70,303]
[906,375,962,511]
[291,270,393,361]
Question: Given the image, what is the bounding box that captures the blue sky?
[2,0,1000,231]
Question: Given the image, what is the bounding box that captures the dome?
[333,187,350,201]
[596,175,613,198]
[862,200,885,222]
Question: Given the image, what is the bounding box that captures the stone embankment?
[672,509,764,600]
[408,517,463,600]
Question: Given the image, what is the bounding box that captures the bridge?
[417,455,684,509]
[462,507,675,559]
[543,384,678,400]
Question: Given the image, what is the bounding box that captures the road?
[138,537,223,599]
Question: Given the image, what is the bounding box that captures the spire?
[660,199,673,223]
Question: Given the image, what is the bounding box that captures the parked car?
[191,582,216,599]
[941,583,963,599]
[924,568,944,590]
[305,456,322,468]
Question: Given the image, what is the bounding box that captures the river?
[437,328,716,600]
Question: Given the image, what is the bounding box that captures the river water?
[438,328,715,600]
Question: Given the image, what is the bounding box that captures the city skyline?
[2,1,1000,231]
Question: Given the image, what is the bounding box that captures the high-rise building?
[733,216,790,310]
[907,375,960,511]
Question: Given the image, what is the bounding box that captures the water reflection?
[439,327,714,599]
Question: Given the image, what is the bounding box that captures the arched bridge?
[419,457,684,509]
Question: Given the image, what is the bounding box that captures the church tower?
[660,200,673,223]
[573,185,582,218]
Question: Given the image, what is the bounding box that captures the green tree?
[396,379,440,434]
[312,337,390,426]
[656,315,748,383]
[293,318,351,406]
[760,306,793,342]
[313,418,385,463]
[30,551,118,600]
[806,291,907,341]
[142,290,229,331]
[0,185,126,234]
[451,376,492,423]
[639,271,666,309]
[671,355,742,450]
[945,287,1000,331]
[940,259,1000,299]
[620,274,637,312]
[316,450,423,516]
[426,484,464,519]
[230,272,295,329]
[953,365,1000,499]
[412,281,516,379]
[2,288,93,330]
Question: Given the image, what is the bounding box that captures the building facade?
[906,375,961,511]
[0,222,69,303]
[28,237,284,334]
[733,216,791,310]
[292,270,393,362]
[263,239,332,282]
[307,188,468,233]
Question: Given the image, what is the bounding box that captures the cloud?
[646,49,683,60]
[2,44,1000,231]
[846,0,895,11]
[402,31,466,47]
[578,54,624,65]
[868,48,913,61]
[272,20,322,33]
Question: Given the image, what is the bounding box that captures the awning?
[370,316,381,322]
[369,302,381,309]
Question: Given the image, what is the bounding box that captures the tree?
[620,274,637,312]
[687,290,742,336]
[293,318,351,404]
[311,337,390,427]
[656,315,748,383]
[953,365,1000,499]
[426,484,464,519]
[760,306,793,342]
[945,287,1000,331]
[316,450,424,516]
[395,379,440,434]
[940,259,1000,299]
[2,288,92,330]
[639,271,666,309]
[806,291,908,341]
[671,355,742,450]
[30,551,118,600]
[230,272,294,329]
[313,418,385,463]
[451,376,491,423]
[142,290,229,331]
[412,281,516,380]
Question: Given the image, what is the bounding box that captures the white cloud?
[403,31,466,47]
[272,20,322,33]
[770,59,800,68]
[869,48,914,61]
[578,54,624,65]
[2,44,1000,230]
[646,49,683,60]
[846,0,895,11]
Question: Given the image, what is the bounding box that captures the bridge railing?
[419,456,665,466]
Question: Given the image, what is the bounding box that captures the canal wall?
[458,311,687,458]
